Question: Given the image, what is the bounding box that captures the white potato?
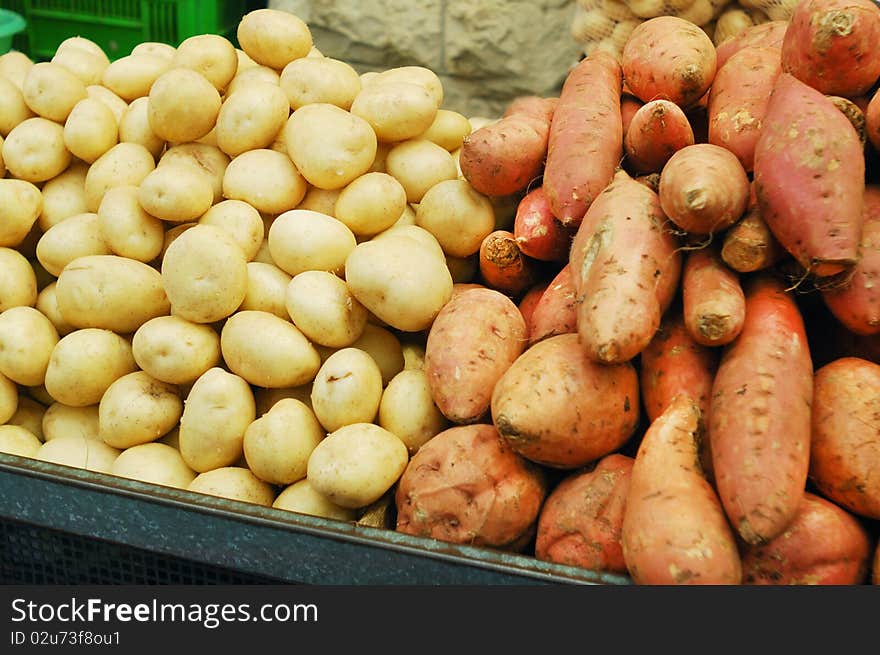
[348,323,405,387]
[239,261,292,319]
[171,33,238,92]
[0,51,34,90]
[110,442,196,489]
[378,368,448,453]
[350,81,438,143]
[268,209,356,277]
[0,75,35,136]
[334,172,407,237]
[84,142,156,212]
[138,163,214,223]
[55,37,110,66]
[35,212,112,277]
[0,247,36,310]
[0,371,16,424]
[63,97,118,163]
[243,398,324,486]
[6,396,46,442]
[131,41,176,60]
[296,186,341,216]
[385,139,458,203]
[0,305,59,387]
[225,64,280,96]
[101,54,172,102]
[0,424,42,458]
[97,185,165,263]
[42,402,99,442]
[279,56,362,110]
[221,148,307,215]
[51,45,108,86]
[415,178,496,257]
[272,478,357,520]
[198,200,264,261]
[85,84,129,123]
[158,143,229,205]
[21,61,87,122]
[285,270,368,348]
[118,96,165,160]
[188,467,276,506]
[367,66,444,107]
[36,435,120,473]
[310,348,384,432]
[215,82,289,157]
[237,8,313,70]
[98,371,182,449]
[0,179,41,247]
[420,109,472,151]
[2,117,71,183]
[35,283,76,337]
[38,161,88,231]
[147,67,221,143]
[132,315,222,386]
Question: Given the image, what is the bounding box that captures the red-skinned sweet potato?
[535,453,633,574]
[828,95,868,146]
[528,263,577,345]
[624,99,695,174]
[715,20,788,71]
[721,182,786,273]
[478,229,539,298]
[622,394,742,585]
[709,274,813,545]
[517,280,549,338]
[620,93,644,140]
[740,492,872,585]
[513,186,574,262]
[867,87,880,152]
[682,245,746,347]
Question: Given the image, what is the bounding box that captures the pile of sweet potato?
[397,0,880,585]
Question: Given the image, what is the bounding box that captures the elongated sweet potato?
[624,99,695,174]
[740,491,872,585]
[491,333,640,469]
[528,263,577,345]
[821,186,880,335]
[513,186,574,262]
[721,183,786,273]
[753,73,865,277]
[828,95,867,146]
[709,274,813,545]
[682,246,746,347]
[543,52,622,228]
[622,394,742,585]
[395,423,546,550]
[810,356,880,520]
[781,0,880,98]
[707,45,782,173]
[424,287,527,425]
[569,168,682,364]
[715,20,788,71]
[478,229,538,297]
[535,453,634,574]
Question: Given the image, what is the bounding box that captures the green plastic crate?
[0,5,26,53]
[22,0,247,61]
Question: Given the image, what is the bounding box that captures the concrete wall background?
[268,0,581,119]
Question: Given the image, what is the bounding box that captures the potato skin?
[535,454,633,574]
[395,423,546,549]
[425,287,527,424]
[740,492,871,585]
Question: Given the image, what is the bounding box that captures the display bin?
[0,5,25,53]
[0,454,632,585]
[18,0,247,60]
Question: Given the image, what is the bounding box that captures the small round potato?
[98,371,182,449]
[132,315,222,385]
[43,328,137,407]
[310,348,384,432]
[239,262,292,318]
[220,310,321,388]
[35,283,76,338]
[0,247,37,310]
[237,8,313,70]
[279,56,362,110]
[2,117,72,183]
[420,109,472,152]
[55,255,171,334]
[0,75,35,136]
[198,200,264,261]
[55,36,110,66]
[0,371,17,424]
[0,305,59,387]
[188,467,276,506]
[51,45,109,86]
[351,81,438,143]
[243,398,325,486]
[85,84,129,123]
[35,212,113,277]
[36,435,120,473]
[221,148,307,215]
[38,161,88,231]
[349,324,405,386]
[101,54,172,102]
[118,96,166,160]
[272,479,357,520]
[42,402,100,442]
[225,64,281,96]
[284,103,377,190]
[215,82,289,157]
[138,163,214,223]
[0,424,42,458]
[161,224,249,323]
[297,186,341,217]
[84,142,156,212]
[158,143,229,205]
[285,270,368,348]
[110,442,196,489]
[307,422,409,509]
[367,66,444,107]
[416,178,496,257]
[385,139,459,203]
[97,185,165,263]
[0,50,34,90]
[63,97,118,163]
[178,367,256,473]
[131,42,176,61]
[379,368,449,453]
[0,179,42,247]
[147,67,221,143]
[7,396,46,442]
[334,172,408,237]
[171,33,239,92]
[21,61,87,122]
[268,209,357,277]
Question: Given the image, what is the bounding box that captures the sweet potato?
[753,73,865,277]
[517,280,549,338]
[682,246,746,347]
[709,274,813,545]
[621,16,717,109]
[478,229,538,297]
[715,20,788,71]
[658,143,750,236]
[528,263,577,345]
[512,186,574,262]
[543,52,623,228]
[620,93,644,140]
[569,168,682,364]
[828,95,868,146]
[622,394,742,585]
[624,99,695,174]
[491,333,640,469]
[809,356,880,520]
[459,95,557,197]
[535,453,634,574]
[867,87,880,152]
[424,287,527,425]
[821,186,880,335]
[781,0,880,98]
[740,491,872,585]
[707,45,782,173]
[721,183,786,273]
[395,423,547,550]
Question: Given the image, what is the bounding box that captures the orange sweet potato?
[720,183,786,273]
[682,246,746,347]
[478,229,539,298]
[543,51,623,228]
[517,280,549,338]
[424,287,527,425]
[395,423,546,550]
[569,168,682,364]
[715,20,788,71]
[867,87,880,152]
[709,274,813,545]
[810,356,880,520]
[753,72,865,277]
[620,93,644,140]
[528,263,577,345]
[624,99,695,174]
[781,0,880,98]
[535,453,633,574]
[491,333,640,469]
[512,186,575,262]
[740,492,872,585]
[622,394,742,585]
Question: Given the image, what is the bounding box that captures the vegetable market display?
[1,2,880,585]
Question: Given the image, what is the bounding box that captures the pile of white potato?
[0,8,503,522]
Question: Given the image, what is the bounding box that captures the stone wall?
[268,0,582,119]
